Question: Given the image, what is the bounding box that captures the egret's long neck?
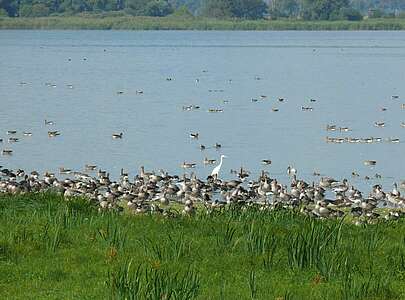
[219,156,223,168]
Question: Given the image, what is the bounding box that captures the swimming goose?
[387,138,400,143]
[45,120,54,125]
[2,149,13,155]
[112,133,123,139]
[364,160,377,166]
[287,166,297,176]
[203,157,216,165]
[85,164,97,171]
[272,108,279,112]
[23,132,32,136]
[208,108,223,113]
[182,162,196,169]
[261,159,272,165]
[374,122,385,127]
[6,130,17,135]
[8,137,19,143]
[190,133,199,139]
[200,145,206,150]
[48,131,60,137]
[214,143,221,149]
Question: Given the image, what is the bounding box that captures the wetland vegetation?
[1,192,405,299]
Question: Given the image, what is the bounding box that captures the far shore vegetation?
[1,0,405,30]
[1,14,405,30]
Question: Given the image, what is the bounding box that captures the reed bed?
[0,192,404,299]
[1,16,405,30]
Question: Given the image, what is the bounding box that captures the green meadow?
[1,193,405,299]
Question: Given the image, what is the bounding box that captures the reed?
[0,193,403,299]
[1,16,405,30]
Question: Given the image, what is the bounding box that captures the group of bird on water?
[1,160,405,224]
[3,76,404,224]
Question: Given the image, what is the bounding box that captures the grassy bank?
[1,16,405,30]
[1,193,405,299]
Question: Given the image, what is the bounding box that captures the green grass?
[1,192,405,299]
[1,15,405,30]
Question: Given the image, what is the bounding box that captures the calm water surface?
[1,30,405,190]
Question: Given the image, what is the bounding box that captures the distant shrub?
[0,8,9,17]
[339,8,363,21]
[20,3,50,17]
[368,9,384,19]
[171,5,194,18]
[145,0,173,17]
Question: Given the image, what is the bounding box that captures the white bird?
[211,155,227,178]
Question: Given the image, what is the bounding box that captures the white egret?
[211,155,227,178]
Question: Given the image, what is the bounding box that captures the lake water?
[1,30,405,190]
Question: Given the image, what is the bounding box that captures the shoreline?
[1,164,403,221]
[1,16,405,30]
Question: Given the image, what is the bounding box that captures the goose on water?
[364,160,377,166]
[112,133,123,139]
[48,131,60,137]
[203,157,216,165]
[190,133,199,139]
[182,162,196,169]
[2,149,13,155]
[287,166,297,176]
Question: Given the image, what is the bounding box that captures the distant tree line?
[0,0,404,19]
[267,0,405,20]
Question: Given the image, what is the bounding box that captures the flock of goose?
[1,163,405,224]
[1,60,404,224]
